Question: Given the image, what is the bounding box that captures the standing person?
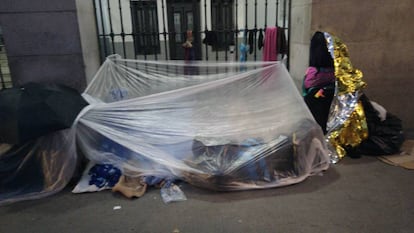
[182,30,195,61]
[182,30,197,75]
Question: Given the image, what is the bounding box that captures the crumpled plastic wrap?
[324,33,369,163]
[75,55,330,191]
[0,128,77,206]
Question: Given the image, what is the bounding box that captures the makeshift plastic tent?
[75,55,330,191]
[0,55,331,205]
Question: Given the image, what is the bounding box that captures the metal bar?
[276,0,279,26]
[151,3,158,60]
[174,0,178,74]
[150,1,159,72]
[118,0,127,58]
[129,2,137,59]
[283,0,287,29]
[98,0,108,59]
[287,0,291,69]
[264,0,267,28]
[204,0,208,61]
[254,0,257,61]
[235,0,238,60]
[170,3,176,61]
[214,2,219,61]
[107,0,115,53]
[215,1,219,73]
[244,0,247,45]
[161,0,169,60]
[224,1,228,61]
[139,2,148,60]
[192,0,198,60]
[93,0,104,62]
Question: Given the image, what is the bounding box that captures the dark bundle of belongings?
[182,120,325,191]
[185,136,295,190]
[347,94,404,157]
[303,31,404,158]
[0,82,88,145]
[80,120,324,192]
[0,83,88,206]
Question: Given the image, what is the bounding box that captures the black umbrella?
[0,82,88,145]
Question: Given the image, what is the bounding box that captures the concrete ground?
[0,155,413,233]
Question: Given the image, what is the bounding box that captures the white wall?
[289,0,312,90]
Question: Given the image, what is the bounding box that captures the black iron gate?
[94,0,291,67]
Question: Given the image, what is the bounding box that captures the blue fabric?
[109,88,128,101]
[240,138,272,181]
[100,137,131,160]
[88,164,121,188]
[239,43,248,62]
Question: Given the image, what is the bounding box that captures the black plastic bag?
[357,95,404,156]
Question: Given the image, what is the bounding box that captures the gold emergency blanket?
[324,33,368,162]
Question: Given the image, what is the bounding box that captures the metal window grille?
[94,0,291,67]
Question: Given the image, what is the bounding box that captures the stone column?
[0,0,86,91]
[289,0,312,90]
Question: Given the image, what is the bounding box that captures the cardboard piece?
[378,140,414,170]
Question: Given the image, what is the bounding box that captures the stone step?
[0,54,8,60]
[0,62,10,71]
[0,62,7,66]
[1,73,11,81]
[0,62,9,70]
[0,82,13,90]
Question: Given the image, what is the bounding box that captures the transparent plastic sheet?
[160,184,187,204]
[0,128,77,206]
[76,56,330,191]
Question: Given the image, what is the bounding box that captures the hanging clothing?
[240,29,249,62]
[202,30,218,47]
[240,43,248,62]
[248,30,255,54]
[262,27,277,61]
[258,29,264,50]
[277,27,288,56]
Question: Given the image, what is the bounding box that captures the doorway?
[167,0,201,60]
